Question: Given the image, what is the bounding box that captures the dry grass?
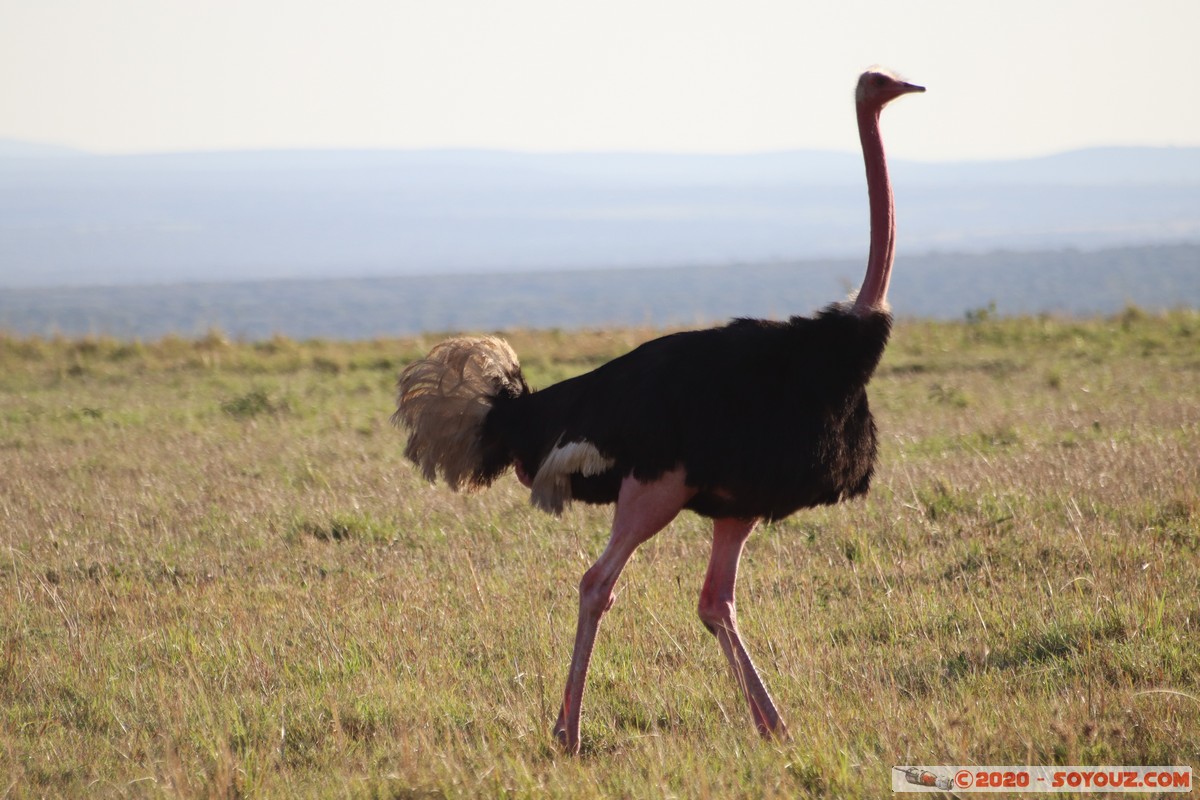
[2,310,1198,798]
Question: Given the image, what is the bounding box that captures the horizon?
[3,1,1198,162]
[5,138,1197,165]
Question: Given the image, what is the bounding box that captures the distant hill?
[1,145,1198,289]
[2,244,1196,340]
[0,138,87,159]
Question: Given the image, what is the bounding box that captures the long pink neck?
[852,103,895,315]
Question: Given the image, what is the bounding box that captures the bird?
[393,68,924,754]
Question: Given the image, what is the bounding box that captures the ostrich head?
[856,68,925,109]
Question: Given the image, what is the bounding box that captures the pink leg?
[698,517,788,739]
[553,468,694,754]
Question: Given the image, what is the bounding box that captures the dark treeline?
[2,244,1197,340]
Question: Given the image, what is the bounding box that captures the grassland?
[1,310,1198,798]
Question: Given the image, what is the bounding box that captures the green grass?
[2,310,1199,797]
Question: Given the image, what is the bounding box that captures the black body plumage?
[482,304,892,521]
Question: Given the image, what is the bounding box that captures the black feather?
[485,304,892,521]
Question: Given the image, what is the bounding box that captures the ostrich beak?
[898,81,926,95]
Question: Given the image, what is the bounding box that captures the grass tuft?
[221,388,290,418]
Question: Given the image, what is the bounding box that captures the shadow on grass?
[893,615,1128,696]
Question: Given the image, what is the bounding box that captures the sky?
[1,0,1197,162]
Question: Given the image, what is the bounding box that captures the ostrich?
[394,68,923,753]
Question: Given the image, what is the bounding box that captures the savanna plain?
[2,309,1198,798]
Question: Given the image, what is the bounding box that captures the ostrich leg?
[553,469,694,753]
[698,517,788,738]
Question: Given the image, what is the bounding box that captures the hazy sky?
[2,0,1197,161]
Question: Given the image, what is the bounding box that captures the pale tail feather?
[530,439,616,515]
[393,336,526,491]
